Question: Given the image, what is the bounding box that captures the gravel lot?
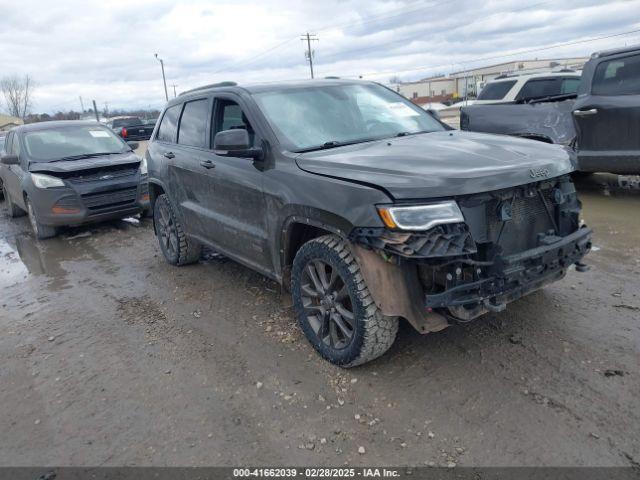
[0,144,638,467]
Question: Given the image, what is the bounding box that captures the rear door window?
[477,80,516,100]
[177,99,210,148]
[156,104,182,143]
[592,54,640,95]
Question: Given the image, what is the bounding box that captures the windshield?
[24,125,129,162]
[252,83,445,151]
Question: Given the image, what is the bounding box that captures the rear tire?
[26,199,57,239]
[4,186,26,218]
[291,234,399,367]
[153,194,201,266]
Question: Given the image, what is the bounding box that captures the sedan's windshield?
[253,83,445,151]
[24,125,129,162]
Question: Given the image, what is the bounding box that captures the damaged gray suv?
[146,79,591,367]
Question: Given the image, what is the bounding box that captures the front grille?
[486,187,556,254]
[81,187,138,213]
[66,165,138,183]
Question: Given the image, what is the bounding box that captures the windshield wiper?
[394,130,434,137]
[295,138,378,153]
[50,152,122,163]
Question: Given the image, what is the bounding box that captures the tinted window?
[516,79,561,100]
[592,54,640,95]
[157,104,182,143]
[561,78,581,94]
[215,100,255,147]
[178,99,209,148]
[477,80,517,100]
[112,118,143,127]
[9,132,20,156]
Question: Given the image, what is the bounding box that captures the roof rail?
[180,81,238,96]
[324,76,340,79]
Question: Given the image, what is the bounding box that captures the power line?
[351,27,640,79]
[318,0,555,64]
[314,0,453,34]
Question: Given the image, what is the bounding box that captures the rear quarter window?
[156,104,182,143]
[592,54,640,95]
[516,78,561,101]
[477,80,517,100]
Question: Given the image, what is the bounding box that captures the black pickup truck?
[107,117,155,141]
[461,45,640,174]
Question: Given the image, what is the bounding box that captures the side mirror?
[214,129,263,160]
[127,141,140,151]
[0,154,19,165]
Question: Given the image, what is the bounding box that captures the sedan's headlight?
[377,201,464,231]
[31,173,65,189]
[139,157,148,175]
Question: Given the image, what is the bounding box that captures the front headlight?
[31,173,65,189]
[139,157,148,175]
[377,201,464,231]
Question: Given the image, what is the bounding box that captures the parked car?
[461,45,640,174]
[107,116,155,141]
[0,131,6,199]
[474,70,582,105]
[146,79,591,367]
[0,121,150,239]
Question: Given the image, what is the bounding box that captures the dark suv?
[146,79,591,367]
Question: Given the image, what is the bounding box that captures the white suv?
[475,71,581,104]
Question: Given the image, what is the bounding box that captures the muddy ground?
[0,157,638,467]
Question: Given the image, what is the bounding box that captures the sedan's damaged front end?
[350,174,591,330]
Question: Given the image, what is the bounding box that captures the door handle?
[573,108,598,117]
[163,152,175,159]
[200,160,216,169]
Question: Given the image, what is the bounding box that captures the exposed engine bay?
[351,175,592,325]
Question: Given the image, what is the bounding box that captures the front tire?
[26,199,57,239]
[153,194,201,265]
[291,235,399,367]
[4,186,26,218]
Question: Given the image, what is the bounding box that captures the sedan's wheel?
[3,186,26,218]
[27,199,57,239]
[291,234,399,367]
[153,194,201,266]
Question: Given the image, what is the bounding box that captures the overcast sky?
[1,0,640,113]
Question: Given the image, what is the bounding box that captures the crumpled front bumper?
[425,227,592,317]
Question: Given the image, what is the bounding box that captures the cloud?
[1,0,639,113]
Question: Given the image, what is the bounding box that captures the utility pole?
[170,84,178,98]
[103,102,109,117]
[92,100,99,122]
[154,53,169,101]
[300,33,318,79]
[79,96,85,113]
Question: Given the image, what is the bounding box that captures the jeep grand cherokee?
[146,79,591,367]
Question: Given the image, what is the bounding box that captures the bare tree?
[1,75,35,119]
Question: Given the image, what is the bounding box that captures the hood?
[28,152,140,174]
[295,131,575,199]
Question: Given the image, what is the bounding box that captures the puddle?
[579,190,640,264]
[0,238,30,289]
